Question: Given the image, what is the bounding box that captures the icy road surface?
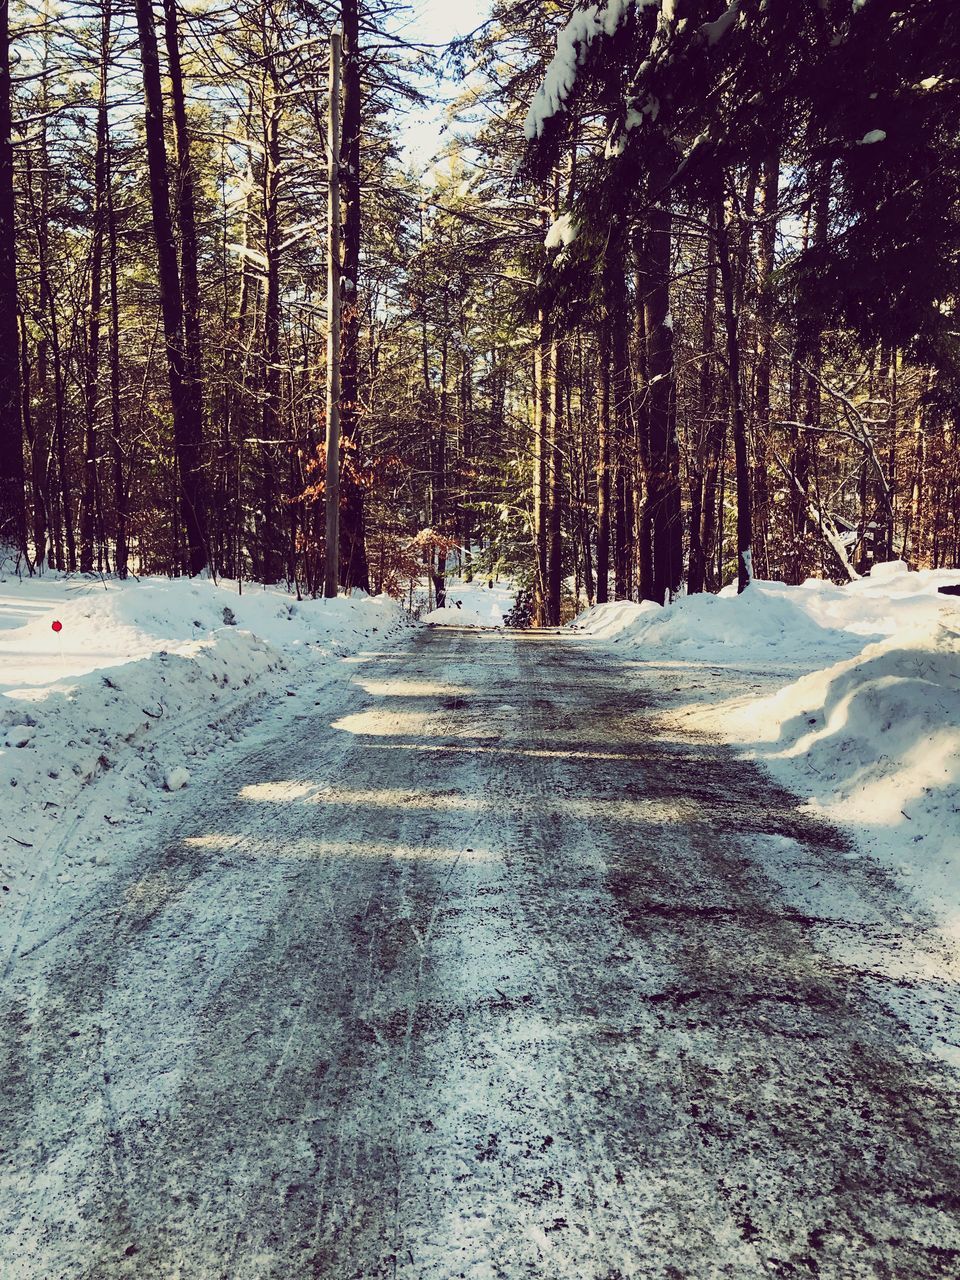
[3,627,960,1278]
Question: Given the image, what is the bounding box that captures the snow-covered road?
[3,626,960,1278]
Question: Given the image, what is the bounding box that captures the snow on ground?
[0,574,410,958]
[573,563,960,943]
[423,605,496,628]
[444,580,514,626]
[419,579,513,628]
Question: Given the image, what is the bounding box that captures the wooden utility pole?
[323,30,342,599]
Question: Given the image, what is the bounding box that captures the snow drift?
[572,565,960,939]
[572,565,959,666]
[423,605,498,628]
[727,619,960,938]
[0,575,409,939]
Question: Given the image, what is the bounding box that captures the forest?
[0,0,958,617]
[4,5,960,1272]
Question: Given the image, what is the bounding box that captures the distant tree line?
[0,0,957,624]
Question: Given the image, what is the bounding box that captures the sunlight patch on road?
[232,782,689,824]
[184,833,494,861]
[332,709,435,737]
[237,779,486,811]
[357,679,474,698]
[304,786,485,811]
[367,740,641,763]
[238,780,318,803]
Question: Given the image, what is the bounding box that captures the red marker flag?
[51,620,62,633]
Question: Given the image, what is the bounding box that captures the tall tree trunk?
[787,345,809,584]
[546,335,562,625]
[610,281,633,600]
[604,224,637,601]
[643,169,683,603]
[534,311,549,622]
[106,124,127,579]
[631,250,653,602]
[260,65,284,582]
[788,167,828,584]
[324,31,342,598]
[163,0,208,573]
[0,0,25,566]
[884,346,898,560]
[80,0,112,574]
[134,0,208,574]
[574,346,594,606]
[20,314,47,566]
[34,70,75,572]
[904,378,927,566]
[432,316,448,608]
[461,346,474,579]
[751,150,779,582]
[714,188,752,593]
[338,0,369,590]
[688,216,718,594]
[595,322,610,605]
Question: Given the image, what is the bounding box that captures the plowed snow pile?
[574,564,960,939]
[0,576,409,936]
[423,606,496,628]
[419,579,512,628]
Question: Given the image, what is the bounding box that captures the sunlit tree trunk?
[134,0,208,574]
[0,0,25,566]
[338,0,369,590]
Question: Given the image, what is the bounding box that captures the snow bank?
[727,619,960,937]
[573,564,960,939]
[573,581,855,665]
[0,575,409,935]
[445,581,513,626]
[422,581,512,629]
[423,606,495,628]
[572,567,959,666]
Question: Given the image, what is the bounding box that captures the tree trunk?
[688,216,718,594]
[788,167,827,584]
[338,0,369,591]
[751,151,779,582]
[106,124,127,580]
[574,348,594,606]
[534,311,549,622]
[260,64,284,583]
[903,370,928,566]
[163,0,208,574]
[434,317,448,605]
[134,0,208,574]
[324,31,342,598]
[34,71,75,573]
[595,328,611,606]
[642,171,683,603]
[0,0,25,566]
[884,346,898,560]
[547,335,562,625]
[714,189,752,593]
[19,314,47,567]
[610,269,633,601]
[80,1,112,574]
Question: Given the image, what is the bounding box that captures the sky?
[394,0,489,170]
[403,0,480,45]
